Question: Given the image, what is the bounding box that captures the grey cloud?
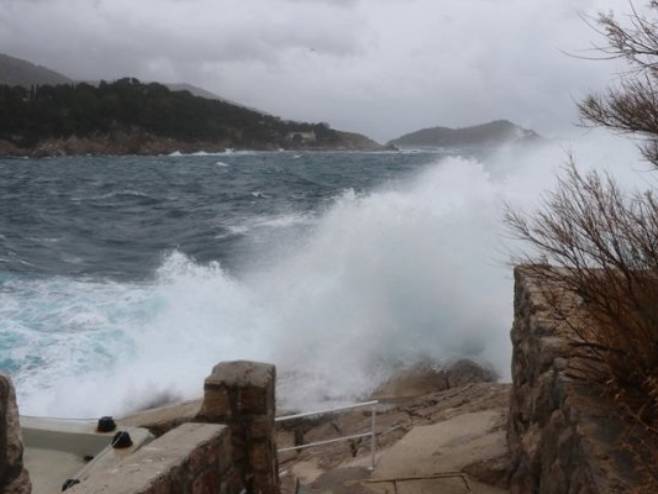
[0,0,639,141]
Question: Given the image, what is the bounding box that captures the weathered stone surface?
[508,266,652,493]
[0,374,31,494]
[371,359,497,400]
[67,422,239,494]
[3,469,31,494]
[208,361,275,389]
[197,360,279,494]
[278,382,511,491]
[444,359,498,388]
[372,409,508,481]
[119,399,202,436]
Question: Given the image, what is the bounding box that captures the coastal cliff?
[0,131,385,158]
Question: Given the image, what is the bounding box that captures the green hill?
[0,78,383,155]
[388,120,540,148]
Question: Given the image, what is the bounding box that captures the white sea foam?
[216,213,315,239]
[166,149,258,157]
[9,130,652,417]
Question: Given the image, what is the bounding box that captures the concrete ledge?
[67,422,241,494]
[21,416,153,494]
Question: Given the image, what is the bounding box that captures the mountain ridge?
[388,120,541,148]
[0,53,72,87]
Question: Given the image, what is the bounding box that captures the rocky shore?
[0,131,392,159]
[119,359,509,494]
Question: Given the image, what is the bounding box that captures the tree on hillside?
[507,4,658,489]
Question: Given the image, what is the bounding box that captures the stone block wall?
[0,374,31,494]
[197,361,279,494]
[508,266,647,494]
[68,422,241,494]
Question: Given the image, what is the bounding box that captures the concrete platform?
[21,416,153,493]
[372,410,507,482]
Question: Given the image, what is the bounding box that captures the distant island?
[387,120,541,149]
[0,53,387,157]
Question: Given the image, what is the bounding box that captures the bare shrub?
[579,2,658,167]
[507,2,658,488]
[506,163,658,487]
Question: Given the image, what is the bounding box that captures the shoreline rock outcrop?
[0,132,391,158]
[371,358,498,400]
[0,374,31,494]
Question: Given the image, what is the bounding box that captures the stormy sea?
[0,142,638,418]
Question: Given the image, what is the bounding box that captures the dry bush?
[507,2,658,488]
[579,2,658,167]
[506,164,658,486]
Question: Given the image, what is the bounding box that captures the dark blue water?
[0,151,433,280]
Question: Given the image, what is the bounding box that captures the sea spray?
[9,158,510,416]
[2,133,647,417]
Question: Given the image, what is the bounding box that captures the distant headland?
[0,52,540,158]
[387,120,541,149]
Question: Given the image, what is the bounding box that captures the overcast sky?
[0,0,639,141]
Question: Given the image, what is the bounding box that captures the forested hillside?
[0,78,381,153]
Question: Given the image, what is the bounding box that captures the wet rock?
[0,373,31,494]
[371,358,497,400]
[444,359,498,388]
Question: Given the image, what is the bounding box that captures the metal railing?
[275,400,378,470]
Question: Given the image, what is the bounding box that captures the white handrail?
[276,400,378,470]
[275,400,378,422]
[278,432,372,452]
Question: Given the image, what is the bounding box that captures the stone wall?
[0,374,31,494]
[68,422,241,494]
[508,266,647,493]
[197,361,279,494]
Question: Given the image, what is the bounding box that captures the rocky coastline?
[0,131,392,159]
